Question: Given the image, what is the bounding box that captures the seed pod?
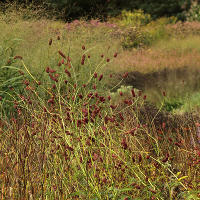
[98,74,103,81]
[58,50,66,59]
[49,38,52,46]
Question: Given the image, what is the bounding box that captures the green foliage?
[118,9,151,27]
[163,98,183,112]
[1,0,193,21]
[0,39,26,118]
[121,27,153,49]
[120,15,177,49]
[185,1,200,21]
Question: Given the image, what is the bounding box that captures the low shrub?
[121,26,152,49]
[114,9,151,27]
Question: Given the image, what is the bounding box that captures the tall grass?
[0,34,199,199]
[0,8,200,199]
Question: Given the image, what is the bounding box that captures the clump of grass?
[0,35,199,200]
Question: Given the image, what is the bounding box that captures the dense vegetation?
[0,0,194,20]
[0,2,200,199]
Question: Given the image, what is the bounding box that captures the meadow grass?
[0,8,200,200]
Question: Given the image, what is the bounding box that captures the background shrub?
[1,0,193,21]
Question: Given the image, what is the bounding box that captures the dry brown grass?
[110,48,200,73]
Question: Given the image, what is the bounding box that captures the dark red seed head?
[94,72,97,78]
[101,54,104,58]
[119,91,123,96]
[131,89,135,97]
[146,155,150,159]
[110,104,117,110]
[52,84,56,89]
[61,59,64,64]
[49,38,52,46]
[163,91,166,96]
[65,69,71,77]
[114,52,118,58]
[49,68,56,73]
[106,58,110,62]
[19,70,24,75]
[123,72,128,78]
[121,138,128,150]
[162,153,169,163]
[58,50,66,59]
[14,55,23,60]
[81,60,85,65]
[46,67,50,73]
[57,35,60,40]
[143,95,147,100]
[82,45,86,50]
[138,154,142,162]
[24,80,29,86]
[99,74,103,81]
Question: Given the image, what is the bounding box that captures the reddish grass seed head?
[162,153,169,163]
[121,138,128,150]
[82,45,86,50]
[138,154,142,162]
[57,35,60,40]
[114,52,118,57]
[49,38,52,46]
[131,89,135,97]
[18,70,24,75]
[106,58,110,62]
[58,50,66,59]
[94,72,97,78]
[49,68,56,73]
[58,62,61,67]
[98,74,103,81]
[65,69,71,77]
[122,72,128,78]
[132,155,135,163]
[14,55,23,60]
[163,91,166,96]
[46,67,50,73]
[81,60,85,65]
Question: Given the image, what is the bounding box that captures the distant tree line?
[1,0,197,21]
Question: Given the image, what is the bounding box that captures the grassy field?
[0,7,200,200]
